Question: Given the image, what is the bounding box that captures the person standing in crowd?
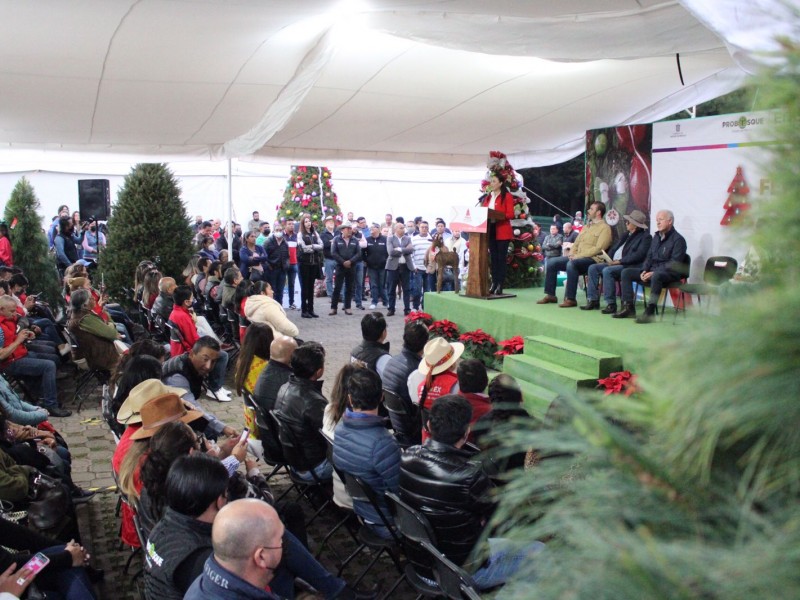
[238,230,269,281]
[255,222,271,247]
[320,215,337,298]
[384,222,414,317]
[553,214,564,234]
[562,222,578,253]
[54,216,86,272]
[329,221,362,316]
[0,222,13,267]
[481,174,516,295]
[297,216,323,318]
[247,211,264,233]
[364,223,388,310]
[47,204,70,248]
[410,221,433,309]
[81,222,106,262]
[264,224,289,306]
[283,219,299,311]
[348,218,368,310]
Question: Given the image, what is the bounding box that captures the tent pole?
[226,158,233,250]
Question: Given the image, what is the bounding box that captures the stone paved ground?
[63,299,424,599]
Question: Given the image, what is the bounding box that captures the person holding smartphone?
[0,518,98,599]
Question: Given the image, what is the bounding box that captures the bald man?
[152,276,177,322]
[184,499,283,599]
[252,336,297,415]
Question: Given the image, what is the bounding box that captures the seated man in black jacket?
[399,395,544,590]
[616,209,688,323]
[350,312,390,378]
[274,342,332,481]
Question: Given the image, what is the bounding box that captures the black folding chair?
[64,329,110,411]
[242,391,289,483]
[101,384,124,443]
[382,388,421,448]
[339,473,407,594]
[385,491,441,598]
[420,540,482,600]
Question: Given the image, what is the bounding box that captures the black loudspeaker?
[77,179,111,221]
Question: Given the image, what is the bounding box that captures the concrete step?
[525,335,622,378]
[503,354,597,393]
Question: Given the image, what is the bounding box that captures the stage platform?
[424,288,688,417]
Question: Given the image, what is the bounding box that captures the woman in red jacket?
[481,174,516,295]
[0,222,12,267]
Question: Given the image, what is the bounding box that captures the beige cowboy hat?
[117,378,190,425]
[130,393,205,440]
[623,210,649,229]
[418,337,465,376]
[338,220,355,230]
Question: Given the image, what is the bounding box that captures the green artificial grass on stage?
[425,288,682,360]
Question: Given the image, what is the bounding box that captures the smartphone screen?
[17,552,50,584]
[239,428,250,444]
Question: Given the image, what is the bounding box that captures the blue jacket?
[610,228,650,268]
[333,411,400,529]
[184,555,279,600]
[0,376,48,426]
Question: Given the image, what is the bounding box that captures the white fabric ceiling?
[0,0,792,169]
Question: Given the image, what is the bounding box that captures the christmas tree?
[480,151,542,288]
[720,165,751,226]
[100,163,194,302]
[3,177,63,307]
[277,166,342,224]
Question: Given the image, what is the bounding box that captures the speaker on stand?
[77,179,111,273]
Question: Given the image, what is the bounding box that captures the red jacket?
[459,391,493,442]
[481,190,516,241]
[168,305,199,357]
[0,315,27,366]
[0,236,13,266]
[418,370,459,442]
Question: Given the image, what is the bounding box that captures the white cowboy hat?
[117,378,190,425]
[418,337,465,376]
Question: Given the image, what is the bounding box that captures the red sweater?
[481,190,516,241]
[168,305,199,357]
[0,315,27,366]
[418,370,459,442]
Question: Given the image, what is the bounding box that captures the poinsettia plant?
[404,310,433,326]
[429,319,460,341]
[459,328,498,369]
[597,370,640,396]
[495,335,524,356]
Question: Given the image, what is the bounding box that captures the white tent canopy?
[0,0,793,171]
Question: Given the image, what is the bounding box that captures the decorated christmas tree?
[720,165,751,226]
[100,163,194,301]
[3,177,63,307]
[479,151,542,288]
[277,166,343,224]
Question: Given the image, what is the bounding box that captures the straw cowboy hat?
[117,378,189,425]
[418,337,465,376]
[338,220,355,230]
[130,393,205,440]
[623,209,649,229]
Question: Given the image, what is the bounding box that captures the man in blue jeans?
[320,216,338,298]
[0,296,69,417]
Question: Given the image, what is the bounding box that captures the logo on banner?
[669,123,687,139]
[464,209,472,222]
[722,115,765,130]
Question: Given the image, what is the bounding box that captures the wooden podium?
[464,208,516,300]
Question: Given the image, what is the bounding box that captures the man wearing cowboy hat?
[582,209,651,312]
[329,221,362,316]
[414,337,464,442]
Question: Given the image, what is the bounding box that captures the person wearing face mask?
[80,222,106,261]
[264,225,289,307]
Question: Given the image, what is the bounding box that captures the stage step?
[515,378,559,419]
[503,354,598,392]
[524,335,622,378]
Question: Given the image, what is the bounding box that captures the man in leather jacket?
[273,342,332,481]
[399,394,544,590]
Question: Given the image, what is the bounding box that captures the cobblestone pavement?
[65,301,423,599]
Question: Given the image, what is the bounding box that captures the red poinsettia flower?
[597,370,640,396]
[404,310,433,326]
[495,335,524,356]
[429,319,460,341]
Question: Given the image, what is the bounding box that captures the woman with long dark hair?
[0,222,13,267]
[238,230,268,281]
[296,215,323,318]
[233,322,273,397]
[481,172,516,295]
